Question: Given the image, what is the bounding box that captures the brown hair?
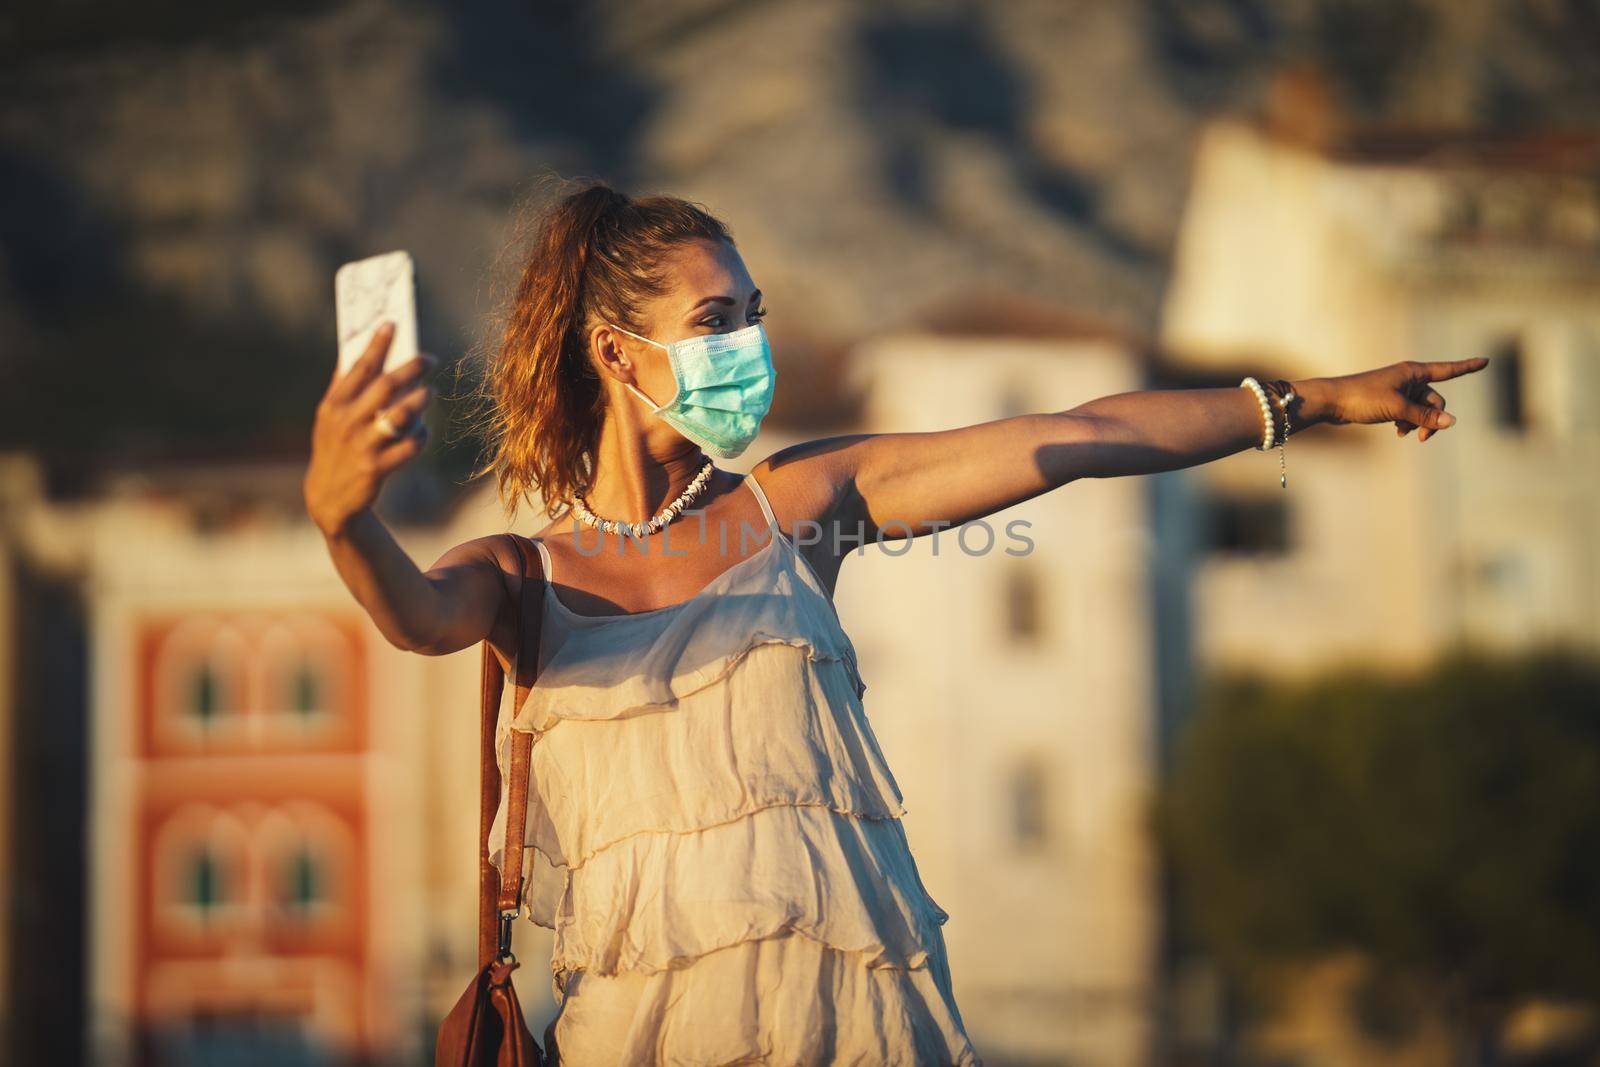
[465,176,735,522]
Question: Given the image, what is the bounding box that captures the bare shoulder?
[751,435,871,523]
[747,435,874,562]
[426,531,519,582]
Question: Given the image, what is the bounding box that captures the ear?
[588,323,639,386]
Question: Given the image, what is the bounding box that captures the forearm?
[1060,376,1335,480]
[319,508,451,651]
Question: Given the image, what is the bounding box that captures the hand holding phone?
[305,252,435,536]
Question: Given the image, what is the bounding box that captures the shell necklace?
[570,459,716,538]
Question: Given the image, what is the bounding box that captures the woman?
[303,180,1486,1065]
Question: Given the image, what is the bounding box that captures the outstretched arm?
[774,358,1488,544]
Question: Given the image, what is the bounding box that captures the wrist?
[315,506,372,542]
[1288,377,1336,428]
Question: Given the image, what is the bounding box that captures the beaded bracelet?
[1240,376,1298,489]
[1240,376,1277,449]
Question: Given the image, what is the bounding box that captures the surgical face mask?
[609,320,776,459]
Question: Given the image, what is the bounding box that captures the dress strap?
[743,471,778,532]
[504,534,548,705]
[530,535,555,583]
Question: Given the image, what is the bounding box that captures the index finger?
[328,321,396,403]
[1418,356,1490,382]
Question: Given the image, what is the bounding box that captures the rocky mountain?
[3,0,1596,509]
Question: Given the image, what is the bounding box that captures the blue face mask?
[609,320,777,459]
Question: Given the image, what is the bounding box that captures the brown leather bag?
[436,533,548,1066]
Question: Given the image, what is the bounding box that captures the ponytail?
[466,176,734,522]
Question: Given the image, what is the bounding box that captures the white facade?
[1162,118,1600,674]
[836,334,1160,1067]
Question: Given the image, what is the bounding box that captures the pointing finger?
[1419,356,1490,383]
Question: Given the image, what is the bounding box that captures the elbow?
[381,622,442,656]
[392,626,475,658]
[392,632,451,657]
[1044,412,1155,482]
[384,630,426,655]
[1036,413,1110,485]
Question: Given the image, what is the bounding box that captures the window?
[280,845,325,913]
[290,659,323,718]
[176,841,240,929]
[183,656,239,732]
[1206,492,1290,555]
[155,807,249,936]
[1489,335,1527,431]
[155,621,247,749]
[1009,757,1051,851]
[255,620,349,739]
[1475,551,1529,595]
[258,805,351,929]
[186,847,226,911]
[1003,560,1044,642]
[190,662,223,725]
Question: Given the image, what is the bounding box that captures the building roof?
[1316,122,1600,175]
[1252,63,1600,176]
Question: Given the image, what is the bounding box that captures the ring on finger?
[374,408,405,439]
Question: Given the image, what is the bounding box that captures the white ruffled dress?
[487,473,982,1066]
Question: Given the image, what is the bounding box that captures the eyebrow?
[689,289,761,311]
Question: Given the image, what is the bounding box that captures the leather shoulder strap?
[477,533,543,969]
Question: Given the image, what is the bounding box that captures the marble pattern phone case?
[335,250,418,377]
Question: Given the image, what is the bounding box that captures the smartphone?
[335,250,419,378]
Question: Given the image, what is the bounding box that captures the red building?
[129,609,374,1063]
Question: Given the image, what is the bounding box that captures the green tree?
[1158,642,1600,1064]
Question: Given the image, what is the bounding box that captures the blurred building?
[80,474,426,1067]
[838,317,1165,1067]
[0,453,538,1066]
[1155,107,1600,1063]
[1163,106,1600,671]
